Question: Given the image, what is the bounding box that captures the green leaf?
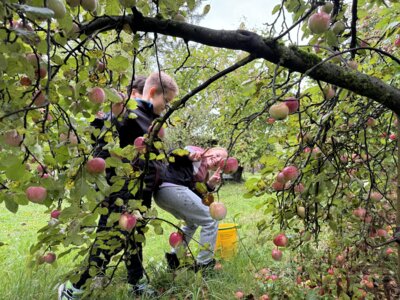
[5,198,18,213]
[272,4,281,15]
[108,56,130,73]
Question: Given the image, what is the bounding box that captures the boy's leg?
[126,225,144,286]
[155,186,218,264]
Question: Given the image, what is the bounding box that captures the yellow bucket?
[215,223,238,259]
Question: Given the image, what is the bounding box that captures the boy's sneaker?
[58,282,83,300]
[165,252,180,270]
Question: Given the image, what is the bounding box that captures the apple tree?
[0,0,400,298]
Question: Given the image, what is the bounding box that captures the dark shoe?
[193,259,216,273]
[165,252,180,270]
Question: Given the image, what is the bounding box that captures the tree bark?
[80,12,400,114]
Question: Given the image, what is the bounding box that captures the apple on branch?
[209,202,227,221]
[273,233,288,247]
[169,232,183,248]
[86,157,106,174]
[119,213,137,232]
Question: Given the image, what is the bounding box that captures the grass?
[0,179,294,300]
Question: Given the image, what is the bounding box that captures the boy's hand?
[208,167,222,188]
[189,151,203,161]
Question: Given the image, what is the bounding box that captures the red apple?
[148,124,165,139]
[88,87,106,104]
[294,183,305,193]
[112,102,126,116]
[269,103,289,120]
[336,254,345,265]
[169,232,183,248]
[323,85,335,100]
[209,202,227,220]
[327,268,334,275]
[20,76,32,86]
[271,181,288,191]
[389,134,396,141]
[271,248,282,261]
[119,213,137,232]
[26,186,47,203]
[4,130,22,147]
[33,90,47,106]
[266,117,275,124]
[42,252,56,263]
[366,117,375,127]
[259,294,269,300]
[86,157,106,174]
[96,60,105,72]
[284,97,299,114]
[370,192,383,201]
[134,136,146,153]
[273,233,288,247]
[386,247,394,255]
[308,12,331,34]
[219,157,239,174]
[51,210,61,219]
[353,207,366,219]
[395,38,400,47]
[234,291,244,299]
[377,229,387,237]
[282,165,299,181]
[276,172,287,183]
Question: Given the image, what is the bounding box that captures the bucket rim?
[218,223,238,230]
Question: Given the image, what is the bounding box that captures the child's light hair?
[208,147,228,159]
[143,71,179,97]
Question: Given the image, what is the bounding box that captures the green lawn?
[1,179,286,300]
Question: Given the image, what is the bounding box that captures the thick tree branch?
[80,14,400,114]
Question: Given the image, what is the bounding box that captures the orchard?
[0,0,400,299]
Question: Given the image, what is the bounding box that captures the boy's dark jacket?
[91,99,163,207]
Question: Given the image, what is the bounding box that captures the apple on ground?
[234,291,244,299]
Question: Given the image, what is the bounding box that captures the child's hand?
[189,151,203,161]
[207,167,222,188]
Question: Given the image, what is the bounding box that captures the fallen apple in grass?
[119,213,137,232]
[169,232,183,248]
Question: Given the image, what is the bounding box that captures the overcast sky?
[198,0,283,30]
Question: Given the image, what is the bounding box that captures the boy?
[58,72,178,299]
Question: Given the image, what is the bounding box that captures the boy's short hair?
[126,75,147,96]
[209,147,228,158]
[143,71,179,97]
